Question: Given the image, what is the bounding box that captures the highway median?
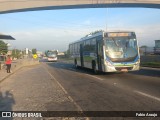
[141,62,160,68]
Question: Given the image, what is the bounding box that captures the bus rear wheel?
[74,59,78,69]
[92,61,98,74]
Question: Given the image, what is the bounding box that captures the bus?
[46,50,58,62]
[69,31,140,73]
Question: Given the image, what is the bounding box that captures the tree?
[140,45,148,48]
[12,49,22,59]
[85,30,103,37]
[32,48,37,54]
[0,40,8,55]
[63,49,70,58]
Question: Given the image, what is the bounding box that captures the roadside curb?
[0,66,22,83]
[0,60,39,83]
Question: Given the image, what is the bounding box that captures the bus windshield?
[105,37,138,62]
[47,52,57,57]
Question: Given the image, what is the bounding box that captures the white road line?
[134,90,160,102]
[68,67,104,81]
[85,74,104,81]
[69,68,104,81]
[43,66,83,112]
[42,64,90,120]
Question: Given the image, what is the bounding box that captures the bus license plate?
[121,69,128,72]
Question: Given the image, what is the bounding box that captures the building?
[154,40,160,55]
[140,47,154,56]
[155,40,160,47]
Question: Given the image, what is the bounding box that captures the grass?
[141,62,160,68]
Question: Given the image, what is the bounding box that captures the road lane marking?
[134,90,160,102]
[85,74,104,81]
[43,66,83,111]
[42,64,90,119]
[68,68,104,81]
[43,65,90,120]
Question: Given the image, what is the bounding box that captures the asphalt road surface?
[0,60,159,120]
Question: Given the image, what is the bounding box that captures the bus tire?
[92,61,98,74]
[74,59,78,69]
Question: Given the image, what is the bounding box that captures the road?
[0,60,159,120]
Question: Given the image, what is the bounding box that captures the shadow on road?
[46,61,160,78]
[0,90,15,119]
[46,61,117,76]
[129,68,160,77]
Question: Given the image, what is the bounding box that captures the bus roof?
[69,31,103,45]
[69,31,135,45]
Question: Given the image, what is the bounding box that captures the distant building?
[58,52,65,56]
[25,48,29,55]
[155,40,160,47]
[140,47,154,56]
[7,50,12,55]
[154,40,160,55]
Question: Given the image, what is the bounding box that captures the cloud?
[83,20,91,25]
[6,22,160,52]
[7,27,101,51]
[107,23,160,47]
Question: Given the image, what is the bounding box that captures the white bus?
[46,50,58,62]
[69,31,140,73]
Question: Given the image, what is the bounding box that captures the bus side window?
[100,41,104,58]
[91,38,96,52]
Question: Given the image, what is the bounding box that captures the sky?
[0,7,160,52]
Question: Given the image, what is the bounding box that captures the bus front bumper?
[104,64,140,72]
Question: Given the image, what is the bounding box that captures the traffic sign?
[33,54,37,59]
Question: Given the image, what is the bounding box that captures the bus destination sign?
[108,33,131,37]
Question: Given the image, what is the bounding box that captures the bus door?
[80,44,84,67]
[96,40,103,71]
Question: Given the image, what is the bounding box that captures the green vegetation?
[32,48,37,54]
[63,49,70,58]
[12,49,22,59]
[0,40,8,54]
[85,30,103,37]
[141,62,160,68]
[140,45,148,48]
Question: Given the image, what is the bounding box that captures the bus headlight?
[135,59,140,65]
[106,61,113,66]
